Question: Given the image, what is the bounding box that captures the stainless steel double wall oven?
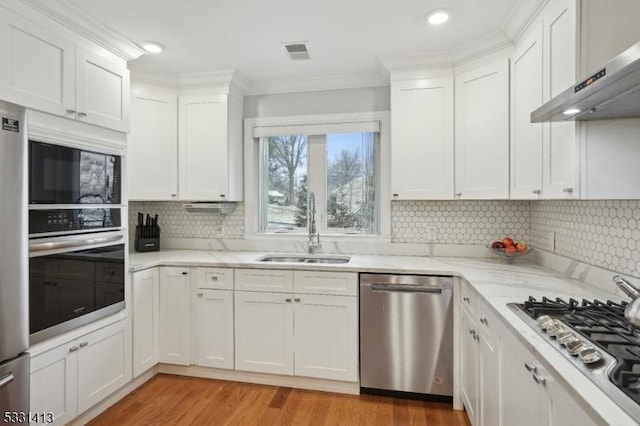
[28,140,125,344]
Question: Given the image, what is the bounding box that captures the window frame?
[244,112,391,241]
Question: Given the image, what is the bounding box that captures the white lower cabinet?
[460,283,606,426]
[132,268,159,378]
[234,291,294,375]
[30,319,130,424]
[195,289,234,369]
[293,294,358,382]
[234,269,359,382]
[158,267,191,365]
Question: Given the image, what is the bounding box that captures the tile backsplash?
[530,200,640,278]
[128,201,245,242]
[391,200,529,244]
[129,199,640,278]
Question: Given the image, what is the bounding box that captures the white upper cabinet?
[391,77,454,200]
[510,25,544,199]
[0,9,74,117]
[0,8,129,132]
[75,48,130,132]
[510,0,579,200]
[128,84,179,200]
[454,59,510,199]
[178,92,243,201]
[541,0,579,198]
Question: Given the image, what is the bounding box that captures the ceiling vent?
[284,43,310,60]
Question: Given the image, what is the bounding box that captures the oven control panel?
[29,208,122,236]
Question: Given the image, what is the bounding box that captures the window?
[245,112,391,239]
[258,131,379,234]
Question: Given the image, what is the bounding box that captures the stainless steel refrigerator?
[0,100,29,414]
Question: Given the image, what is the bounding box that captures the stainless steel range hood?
[183,202,236,214]
[531,41,640,122]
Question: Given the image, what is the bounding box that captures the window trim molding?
[244,111,391,241]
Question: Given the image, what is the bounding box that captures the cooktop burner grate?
[515,296,640,404]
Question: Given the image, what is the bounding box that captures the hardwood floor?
[88,374,471,426]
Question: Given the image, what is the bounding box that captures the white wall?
[243,86,390,118]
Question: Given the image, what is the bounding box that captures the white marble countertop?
[129,249,637,425]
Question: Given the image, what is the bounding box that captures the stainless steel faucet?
[308,192,320,254]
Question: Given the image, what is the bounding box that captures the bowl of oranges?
[488,237,532,263]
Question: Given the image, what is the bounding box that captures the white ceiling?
[68,0,520,85]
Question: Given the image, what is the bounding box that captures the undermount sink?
[258,255,351,264]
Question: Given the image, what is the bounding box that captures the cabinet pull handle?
[524,362,537,373]
[182,272,188,275]
[77,112,87,117]
[211,276,218,281]
[463,297,470,303]
[532,372,546,386]
[474,334,480,342]
[220,194,226,198]
[69,346,78,352]
[79,341,88,348]
[171,194,177,197]
[392,193,399,197]
[455,193,462,197]
[66,109,76,114]
[562,188,574,193]
[480,318,488,325]
[285,298,292,302]
[197,292,203,297]
[532,190,541,194]
[294,297,301,302]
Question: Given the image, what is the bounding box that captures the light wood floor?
[88,374,471,426]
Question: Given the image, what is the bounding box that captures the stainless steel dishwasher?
[360,274,453,398]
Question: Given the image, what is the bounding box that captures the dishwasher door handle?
[369,284,443,294]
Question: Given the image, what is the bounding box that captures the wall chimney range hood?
[531,41,640,122]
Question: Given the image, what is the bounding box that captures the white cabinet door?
[195,289,234,369]
[0,9,75,118]
[460,311,478,424]
[499,333,547,426]
[30,342,78,425]
[235,269,294,293]
[455,60,510,199]
[511,25,544,199]
[477,332,498,426]
[77,320,130,414]
[234,291,294,375]
[391,77,454,200]
[293,271,358,296]
[158,267,191,365]
[178,94,229,201]
[132,268,159,378]
[293,294,358,382]
[74,48,130,132]
[542,0,579,199]
[129,84,178,200]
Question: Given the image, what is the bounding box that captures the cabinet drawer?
[460,283,477,315]
[293,271,358,296]
[234,269,293,293]
[196,267,233,290]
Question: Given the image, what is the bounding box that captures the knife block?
[135,226,160,252]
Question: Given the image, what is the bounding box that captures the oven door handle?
[29,232,124,253]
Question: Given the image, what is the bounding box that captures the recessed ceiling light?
[563,108,581,115]
[426,9,449,25]
[142,41,164,54]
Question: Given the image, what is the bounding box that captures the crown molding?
[129,69,179,90]
[17,0,146,61]
[177,70,248,93]
[502,0,548,42]
[380,29,512,75]
[245,72,389,96]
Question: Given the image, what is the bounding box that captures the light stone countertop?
[129,249,638,425]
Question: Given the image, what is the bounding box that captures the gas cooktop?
[508,296,640,421]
